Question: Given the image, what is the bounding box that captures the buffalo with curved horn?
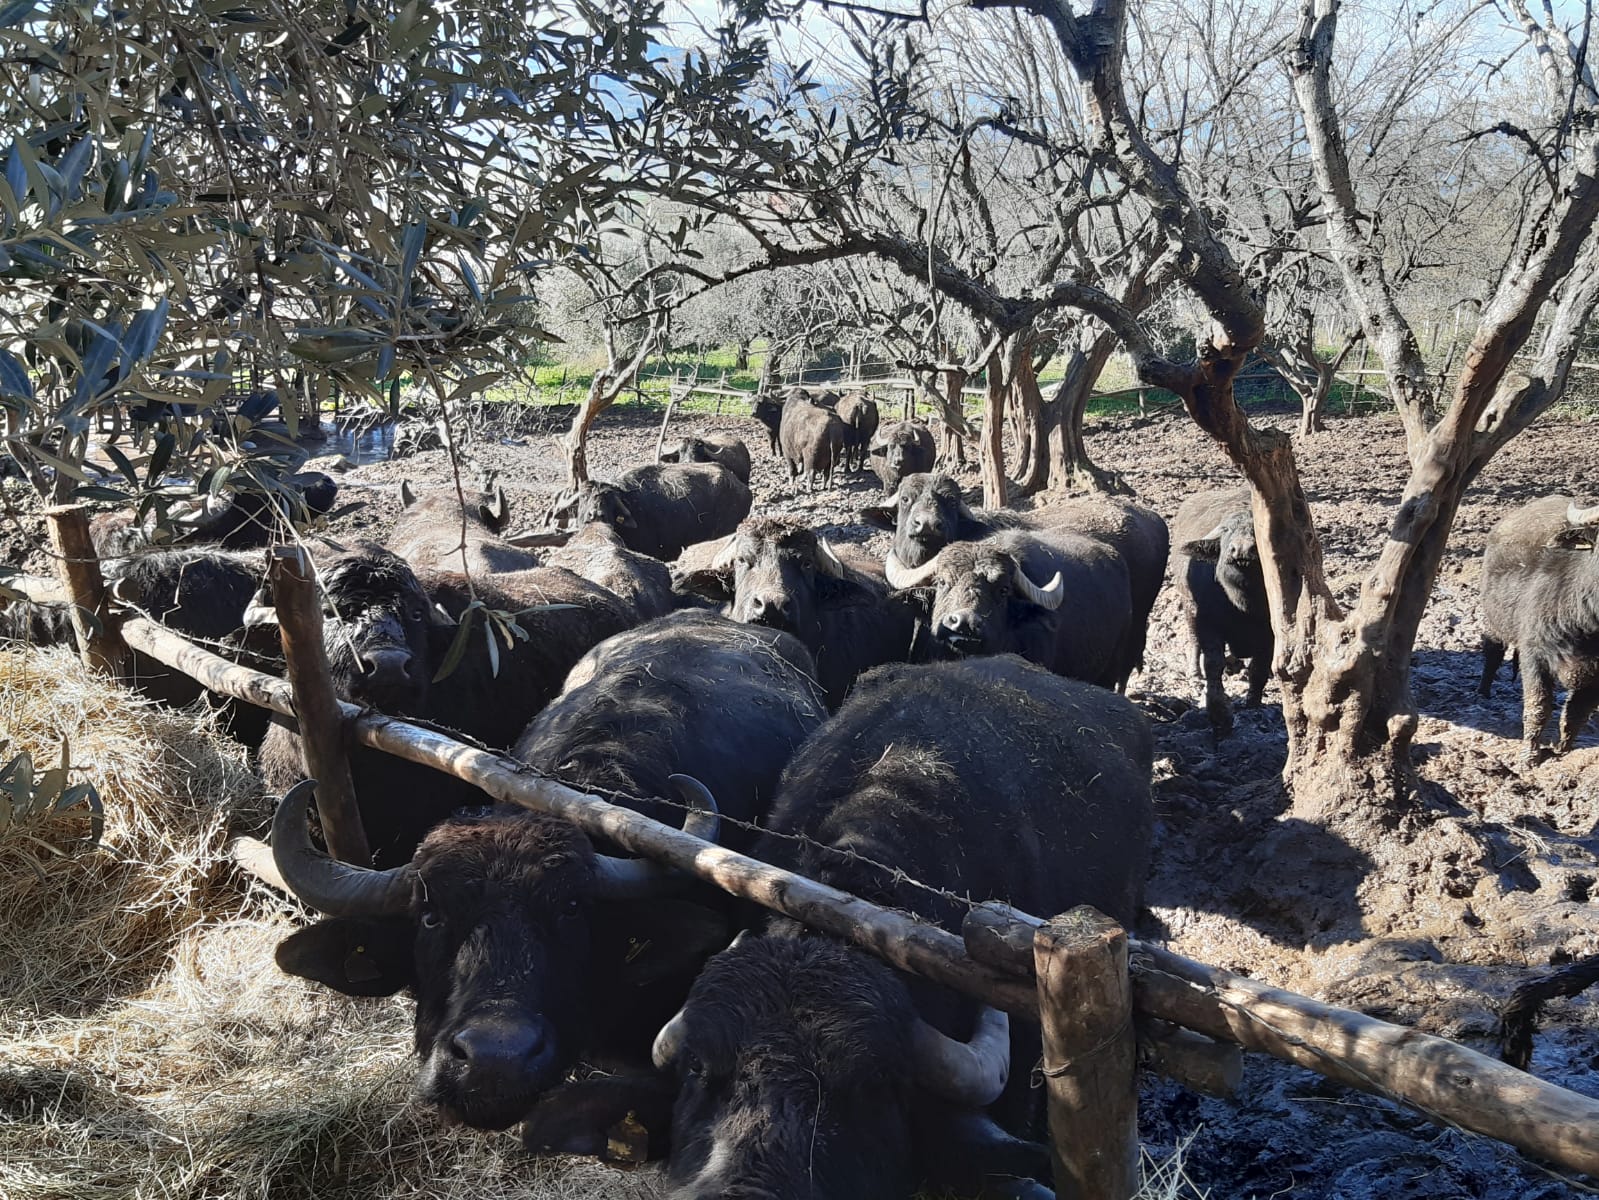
[883,530,1131,688]
[258,774,733,1134]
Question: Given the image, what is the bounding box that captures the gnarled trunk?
[979,347,1008,508]
[1046,336,1127,495]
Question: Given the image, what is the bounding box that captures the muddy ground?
[5,397,1597,1198]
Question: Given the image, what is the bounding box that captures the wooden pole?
[268,546,370,866]
[655,386,681,462]
[1035,908,1138,1200]
[44,505,127,674]
[98,616,1599,1179]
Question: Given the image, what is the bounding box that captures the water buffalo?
[551,464,751,561]
[750,395,784,455]
[540,521,674,621]
[264,777,730,1134]
[256,542,633,863]
[867,474,1167,688]
[777,392,847,491]
[389,481,539,574]
[1174,488,1271,737]
[886,529,1133,688]
[653,655,1153,1200]
[658,434,752,485]
[90,470,339,557]
[1480,496,1599,758]
[835,392,880,472]
[868,420,937,495]
[680,518,919,707]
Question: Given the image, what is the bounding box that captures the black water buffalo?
[868,420,936,495]
[778,392,847,490]
[91,471,339,556]
[263,778,729,1134]
[835,392,880,472]
[552,464,751,561]
[515,610,826,851]
[257,542,633,863]
[680,518,918,707]
[886,529,1132,688]
[267,613,825,1139]
[1174,488,1271,737]
[750,395,784,455]
[658,434,753,484]
[540,521,674,621]
[2,547,277,746]
[653,655,1153,1200]
[1480,496,1599,758]
[389,482,539,574]
[866,474,1167,688]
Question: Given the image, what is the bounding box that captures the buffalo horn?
[910,1006,1011,1107]
[399,480,418,508]
[242,584,279,628]
[1010,562,1064,610]
[271,779,415,917]
[884,549,940,590]
[710,537,740,572]
[488,485,508,524]
[652,930,753,1070]
[591,774,722,899]
[816,538,848,579]
[1567,501,1599,527]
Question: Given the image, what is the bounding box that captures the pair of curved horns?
[651,932,1010,1108]
[885,548,1062,610]
[258,775,723,917]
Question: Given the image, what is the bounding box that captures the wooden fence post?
[1034,907,1138,1200]
[45,504,128,675]
[269,545,370,866]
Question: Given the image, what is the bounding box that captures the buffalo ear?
[275,916,414,996]
[612,497,639,530]
[1549,527,1598,551]
[594,899,731,988]
[1179,536,1222,562]
[868,441,888,458]
[860,503,896,530]
[399,480,418,509]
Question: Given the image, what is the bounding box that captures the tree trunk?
[1009,334,1050,495]
[734,340,749,371]
[979,348,1008,508]
[1045,339,1127,495]
[561,373,611,490]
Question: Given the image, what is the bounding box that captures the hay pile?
[0,646,653,1200]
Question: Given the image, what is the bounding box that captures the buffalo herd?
[4,387,1597,1199]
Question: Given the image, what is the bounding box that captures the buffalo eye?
[682,1052,705,1079]
[561,897,582,917]
[420,909,443,930]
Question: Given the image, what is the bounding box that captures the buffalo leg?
[1244,652,1270,708]
[1479,636,1507,699]
[1556,675,1599,754]
[521,1073,678,1162]
[1521,658,1557,761]
[1199,635,1233,737]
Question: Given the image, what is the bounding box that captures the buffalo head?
[887,541,1063,658]
[266,778,726,1132]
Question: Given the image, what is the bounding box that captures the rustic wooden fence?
[17,506,1599,1198]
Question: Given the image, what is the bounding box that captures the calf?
[654,656,1153,1200]
[256,542,632,863]
[834,391,880,472]
[886,529,1133,688]
[868,420,936,495]
[750,395,784,456]
[680,518,919,707]
[389,482,539,574]
[1480,496,1599,758]
[552,464,751,561]
[658,434,752,484]
[778,392,847,491]
[1173,488,1272,737]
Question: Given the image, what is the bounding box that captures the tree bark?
[979,347,1008,508]
[1045,334,1127,495]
